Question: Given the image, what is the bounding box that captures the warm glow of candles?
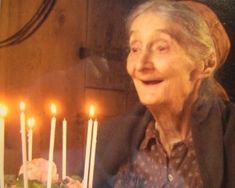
[89,105,95,119]
[20,101,26,111]
[0,104,7,188]
[19,101,28,188]
[51,103,57,115]
[27,117,35,129]
[47,104,57,188]
[83,105,98,188]
[0,105,7,117]
[27,117,35,161]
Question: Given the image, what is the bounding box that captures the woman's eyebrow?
[128,30,137,38]
[153,29,175,39]
[129,29,175,39]
[129,40,138,45]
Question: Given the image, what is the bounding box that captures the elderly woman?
[82,0,235,187]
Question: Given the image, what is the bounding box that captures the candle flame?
[19,101,26,111]
[89,105,95,118]
[0,104,7,117]
[51,103,57,115]
[27,117,35,129]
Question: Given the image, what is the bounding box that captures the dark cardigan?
[83,95,235,188]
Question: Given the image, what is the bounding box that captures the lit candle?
[20,102,28,188]
[0,104,7,188]
[27,117,35,161]
[62,118,67,180]
[83,105,96,188]
[88,119,98,188]
[47,104,57,188]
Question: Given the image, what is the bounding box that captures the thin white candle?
[88,119,98,188]
[47,104,57,188]
[83,119,93,188]
[27,117,35,161]
[0,104,7,188]
[20,102,28,188]
[0,117,4,188]
[28,129,32,161]
[62,118,67,180]
[83,105,95,188]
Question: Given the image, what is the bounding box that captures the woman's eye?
[158,46,167,52]
[154,42,169,53]
[130,47,140,53]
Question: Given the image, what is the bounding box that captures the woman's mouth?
[141,80,163,85]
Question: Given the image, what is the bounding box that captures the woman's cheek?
[126,55,135,77]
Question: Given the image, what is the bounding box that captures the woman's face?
[127,11,202,108]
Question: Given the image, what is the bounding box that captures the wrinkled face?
[127,11,201,108]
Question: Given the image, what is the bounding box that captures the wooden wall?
[0,0,87,175]
[0,0,139,176]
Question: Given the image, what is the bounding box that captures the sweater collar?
[190,92,225,188]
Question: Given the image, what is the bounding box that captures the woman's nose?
[136,51,154,72]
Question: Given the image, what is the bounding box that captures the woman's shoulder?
[222,100,235,130]
[94,103,151,179]
[97,103,148,143]
[223,100,235,117]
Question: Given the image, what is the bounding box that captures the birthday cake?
[5,158,82,188]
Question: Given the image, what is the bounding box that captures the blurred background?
[0,0,234,178]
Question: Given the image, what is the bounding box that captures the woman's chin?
[139,97,162,106]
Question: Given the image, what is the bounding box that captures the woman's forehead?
[128,13,183,43]
[129,28,176,43]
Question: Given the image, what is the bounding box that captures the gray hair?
[126,0,215,63]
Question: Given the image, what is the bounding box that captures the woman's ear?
[200,53,217,78]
